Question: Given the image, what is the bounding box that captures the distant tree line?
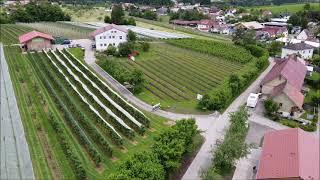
[288,4,320,29]
[170,9,206,21]
[129,9,158,21]
[0,2,70,24]
[110,0,173,6]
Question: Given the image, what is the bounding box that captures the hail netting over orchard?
[0,43,35,180]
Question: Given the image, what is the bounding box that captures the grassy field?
[248,3,320,13]
[2,25,170,179]
[68,47,85,62]
[97,43,244,113]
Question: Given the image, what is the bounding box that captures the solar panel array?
[0,44,35,180]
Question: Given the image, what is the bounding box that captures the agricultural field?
[19,22,92,39]
[248,3,320,14]
[0,24,33,44]
[3,44,169,179]
[97,42,245,113]
[63,7,111,22]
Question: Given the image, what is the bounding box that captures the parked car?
[62,40,71,45]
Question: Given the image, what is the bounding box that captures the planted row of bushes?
[28,53,102,165]
[166,39,255,64]
[48,51,135,139]
[64,49,150,127]
[32,53,113,156]
[41,52,124,146]
[56,50,145,135]
[109,119,200,179]
[203,106,250,179]
[48,112,87,179]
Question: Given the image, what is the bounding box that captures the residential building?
[19,31,53,51]
[296,29,318,42]
[157,7,168,16]
[90,24,128,51]
[197,19,216,32]
[260,56,307,114]
[256,128,319,180]
[237,21,264,30]
[281,42,314,59]
[209,6,223,16]
[212,24,233,35]
[257,26,288,39]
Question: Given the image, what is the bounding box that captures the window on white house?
[100,44,103,47]
[104,44,107,46]
[112,36,115,38]
[104,36,106,39]
[100,36,102,39]
[113,43,115,46]
[109,36,111,38]
[120,36,122,39]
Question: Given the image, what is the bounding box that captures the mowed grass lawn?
[249,3,320,13]
[98,43,243,113]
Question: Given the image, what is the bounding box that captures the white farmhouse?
[90,24,128,51]
[281,42,314,59]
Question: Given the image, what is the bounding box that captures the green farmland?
[248,3,320,14]
[0,24,33,44]
[97,43,245,113]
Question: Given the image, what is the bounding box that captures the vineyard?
[0,24,33,44]
[97,43,244,113]
[18,22,92,39]
[4,46,168,179]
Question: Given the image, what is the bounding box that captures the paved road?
[0,44,35,180]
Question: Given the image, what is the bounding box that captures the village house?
[296,29,318,42]
[257,26,288,39]
[208,6,223,16]
[19,31,53,52]
[237,21,264,30]
[156,7,168,16]
[90,24,128,52]
[256,128,319,180]
[197,19,217,32]
[211,24,234,35]
[260,56,307,114]
[281,42,314,59]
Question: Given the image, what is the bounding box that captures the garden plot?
[0,44,35,180]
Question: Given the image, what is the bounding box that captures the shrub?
[105,45,117,56]
[140,41,150,52]
[264,98,279,117]
[118,42,132,57]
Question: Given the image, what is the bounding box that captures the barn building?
[19,31,54,51]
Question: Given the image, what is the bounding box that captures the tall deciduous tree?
[111,4,125,25]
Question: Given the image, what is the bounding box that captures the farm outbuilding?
[19,31,53,51]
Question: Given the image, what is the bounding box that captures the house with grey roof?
[281,42,314,59]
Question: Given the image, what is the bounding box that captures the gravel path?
[0,44,35,180]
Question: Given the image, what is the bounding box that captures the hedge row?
[48,112,87,179]
[64,49,150,127]
[203,106,250,179]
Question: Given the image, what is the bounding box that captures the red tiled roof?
[272,83,305,108]
[259,26,286,36]
[257,128,319,180]
[90,24,128,37]
[261,56,307,90]
[19,31,53,44]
